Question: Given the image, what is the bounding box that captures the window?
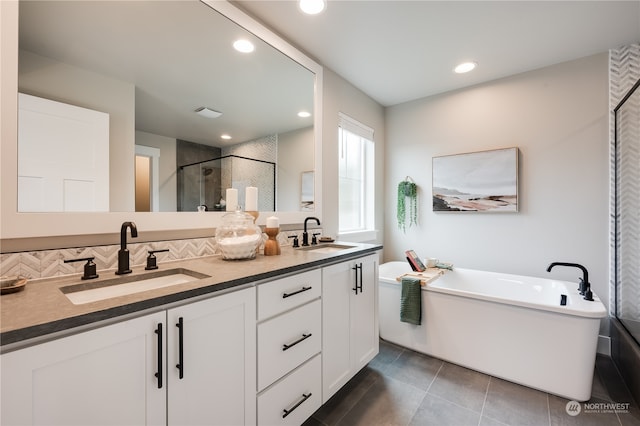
[338,113,375,240]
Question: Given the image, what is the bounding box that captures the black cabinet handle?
[176,317,184,379]
[282,286,312,299]
[357,263,363,293]
[154,323,163,389]
[282,393,312,418]
[352,264,359,294]
[282,333,312,351]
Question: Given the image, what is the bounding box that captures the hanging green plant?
[397,178,418,232]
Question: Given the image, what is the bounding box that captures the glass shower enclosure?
[614,77,640,346]
[178,155,276,212]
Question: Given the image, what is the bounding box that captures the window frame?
[337,113,376,242]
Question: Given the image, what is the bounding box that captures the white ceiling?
[234,0,640,107]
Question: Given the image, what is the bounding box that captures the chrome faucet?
[116,221,138,275]
[546,262,593,301]
[301,216,320,246]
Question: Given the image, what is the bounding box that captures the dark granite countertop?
[1,242,381,348]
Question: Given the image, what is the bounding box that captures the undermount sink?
[297,243,356,254]
[61,268,209,305]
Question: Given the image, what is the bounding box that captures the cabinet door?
[321,260,354,401]
[1,312,166,426]
[167,287,256,426]
[322,255,380,402]
[351,254,379,371]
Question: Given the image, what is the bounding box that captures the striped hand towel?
[400,277,422,325]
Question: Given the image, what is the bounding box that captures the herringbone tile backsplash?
[0,229,312,280]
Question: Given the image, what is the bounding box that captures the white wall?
[277,126,314,212]
[384,53,610,306]
[322,68,386,243]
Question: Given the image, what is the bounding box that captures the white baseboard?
[597,335,611,356]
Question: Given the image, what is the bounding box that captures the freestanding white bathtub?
[379,262,607,401]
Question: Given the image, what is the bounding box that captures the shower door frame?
[613,76,640,346]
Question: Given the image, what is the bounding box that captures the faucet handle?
[145,249,170,270]
[64,257,99,280]
[583,288,594,301]
[288,235,299,248]
[578,278,585,294]
[311,233,321,245]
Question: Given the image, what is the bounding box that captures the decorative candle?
[226,188,238,211]
[245,186,258,211]
[266,216,279,228]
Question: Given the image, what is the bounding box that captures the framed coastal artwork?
[432,147,518,212]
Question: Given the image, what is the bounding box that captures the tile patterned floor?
[305,339,640,426]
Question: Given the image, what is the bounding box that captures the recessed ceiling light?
[221,134,232,140]
[233,39,254,53]
[299,0,326,15]
[454,62,477,74]
[195,107,222,118]
[297,111,311,118]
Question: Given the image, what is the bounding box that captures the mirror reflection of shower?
[178,155,276,212]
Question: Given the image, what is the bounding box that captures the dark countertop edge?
[1,245,382,348]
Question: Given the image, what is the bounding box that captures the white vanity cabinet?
[322,253,379,401]
[0,286,256,426]
[167,286,256,426]
[256,269,322,425]
[1,311,167,426]
[0,250,381,426]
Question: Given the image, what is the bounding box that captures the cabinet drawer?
[258,300,321,391]
[258,269,321,320]
[258,355,321,426]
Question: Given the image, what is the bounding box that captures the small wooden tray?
[1,276,28,295]
[396,269,444,286]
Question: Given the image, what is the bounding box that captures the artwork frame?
[432,147,519,212]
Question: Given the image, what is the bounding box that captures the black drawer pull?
[282,333,312,351]
[282,393,312,418]
[282,286,312,298]
[154,323,163,389]
[176,317,184,379]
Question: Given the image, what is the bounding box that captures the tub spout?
[546,262,593,301]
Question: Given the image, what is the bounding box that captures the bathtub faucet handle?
[579,278,594,301]
[578,278,586,295]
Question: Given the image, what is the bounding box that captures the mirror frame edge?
[0,0,323,243]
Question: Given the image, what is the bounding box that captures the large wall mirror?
[0,0,323,242]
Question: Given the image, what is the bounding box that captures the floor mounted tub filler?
[379,262,607,401]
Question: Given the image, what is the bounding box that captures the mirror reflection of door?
[18,93,109,212]
[135,145,160,212]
